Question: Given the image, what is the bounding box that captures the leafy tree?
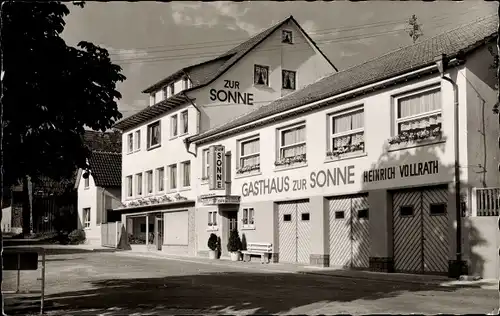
[1,1,125,233]
[1,1,125,312]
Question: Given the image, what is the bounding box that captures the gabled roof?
[115,15,336,132]
[87,151,122,188]
[189,15,498,143]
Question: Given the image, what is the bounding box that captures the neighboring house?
[113,16,337,255]
[76,151,122,245]
[185,16,499,278]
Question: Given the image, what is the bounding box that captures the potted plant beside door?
[227,229,243,261]
[207,233,219,260]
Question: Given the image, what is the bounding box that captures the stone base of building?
[448,260,468,278]
[369,257,394,273]
[197,250,209,258]
[310,254,330,267]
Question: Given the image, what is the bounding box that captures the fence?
[101,221,122,248]
[473,187,500,217]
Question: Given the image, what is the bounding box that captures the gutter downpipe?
[183,91,200,158]
[435,54,464,278]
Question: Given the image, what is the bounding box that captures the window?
[242,208,255,228]
[335,211,345,219]
[136,173,142,196]
[169,164,177,190]
[283,214,292,221]
[150,93,156,105]
[146,170,153,194]
[400,206,414,216]
[282,30,293,44]
[126,175,133,197]
[396,88,442,135]
[183,77,189,90]
[140,223,154,233]
[430,203,446,216]
[330,109,365,156]
[254,65,269,86]
[278,124,306,160]
[156,167,164,192]
[282,70,296,90]
[83,208,91,228]
[208,211,217,227]
[127,133,133,153]
[239,137,260,169]
[171,114,178,137]
[202,149,210,180]
[162,86,169,99]
[181,110,188,134]
[181,161,191,188]
[84,176,89,189]
[169,83,175,96]
[147,121,161,148]
[134,130,141,151]
[357,209,369,219]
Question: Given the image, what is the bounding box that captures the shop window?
[140,223,155,233]
[430,203,446,216]
[335,211,345,219]
[357,209,369,219]
[283,214,292,222]
[400,205,414,216]
[301,213,310,221]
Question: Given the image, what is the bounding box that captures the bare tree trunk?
[21,176,32,238]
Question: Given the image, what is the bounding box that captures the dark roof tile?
[88,151,122,188]
[190,15,498,142]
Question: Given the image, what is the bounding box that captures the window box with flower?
[275,124,307,169]
[388,123,442,145]
[327,108,366,161]
[236,164,260,175]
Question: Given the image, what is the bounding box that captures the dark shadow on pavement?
[6,271,493,315]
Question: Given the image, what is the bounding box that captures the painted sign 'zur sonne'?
[209,80,254,105]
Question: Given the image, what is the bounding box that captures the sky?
[61,1,498,119]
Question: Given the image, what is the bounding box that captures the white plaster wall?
[195,71,470,204]
[189,19,336,133]
[77,173,99,244]
[121,104,198,204]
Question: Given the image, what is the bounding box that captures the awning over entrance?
[198,194,241,206]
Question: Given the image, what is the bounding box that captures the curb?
[297,270,447,285]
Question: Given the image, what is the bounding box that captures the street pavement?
[3,249,499,315]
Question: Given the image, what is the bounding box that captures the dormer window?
[254,65,269,86]
[183,77,189,90]
[150,93,156,106]
[282,30,293,44]
[169,83,175,96]
[162,86,169,99]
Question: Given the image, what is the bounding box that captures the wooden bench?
[241,242,272,264]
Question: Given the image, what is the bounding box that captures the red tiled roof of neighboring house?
[88,151,122,188]
[114,16,336,132]
[188,15,498,143]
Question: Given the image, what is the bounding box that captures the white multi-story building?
[112,16,337,255]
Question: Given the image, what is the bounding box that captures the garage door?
[393,187,449,274]
[329,195,370,268]
[164,210,189,246]
[278,200,311,264]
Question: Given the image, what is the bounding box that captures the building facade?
[187,16,499,278]
[113,16,337,256]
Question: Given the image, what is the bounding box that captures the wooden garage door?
[329,195,370,268]
[278,200,311,264]
[393,187,449,274]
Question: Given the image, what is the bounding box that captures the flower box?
[274,154,307,167]
[236,164,260,175]
[327,142,365,158]
[388,123,442,145]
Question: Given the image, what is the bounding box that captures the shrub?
[227,229,242,253]
[68,229,86,245]
[208,233,218,251]
[241,233,248,251]
[216,236,222,257]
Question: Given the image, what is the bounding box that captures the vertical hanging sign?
[209,145,225,190]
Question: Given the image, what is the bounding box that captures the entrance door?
[155,217,164,251]
[329,194,370,268]
[393,187,449,274]
[278,200,311,264]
